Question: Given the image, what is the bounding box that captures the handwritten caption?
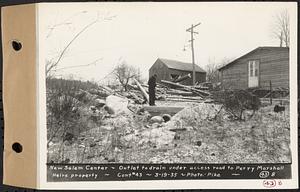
[47,163,291,181]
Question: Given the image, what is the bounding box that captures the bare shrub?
[47,77,104,163]
[214,90,261,120]
[113,62,140,91]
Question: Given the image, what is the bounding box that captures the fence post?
[269,80,272,105]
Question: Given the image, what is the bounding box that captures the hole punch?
[11,40,22,51]
[12,142,23,153]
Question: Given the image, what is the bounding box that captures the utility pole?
[186,22,201,85]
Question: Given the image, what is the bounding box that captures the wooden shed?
[149,58,206,85]
[218,47,289,90]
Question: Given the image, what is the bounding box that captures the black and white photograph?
[41,2,297,185]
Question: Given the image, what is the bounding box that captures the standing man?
[148,74,157,106]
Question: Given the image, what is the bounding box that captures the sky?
[39,2,297,82]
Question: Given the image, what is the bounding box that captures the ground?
[48,97,291,164]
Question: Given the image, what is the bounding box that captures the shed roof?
[158,58,206,73]
[218,46,289,71]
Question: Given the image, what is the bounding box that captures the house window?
[249,61,254,77]
[254,60,259,76]
[249,60,259,77]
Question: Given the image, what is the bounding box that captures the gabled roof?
[158,58,206,73]
[218,46,289,70]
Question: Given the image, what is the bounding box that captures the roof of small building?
[218,46,289,70]
[157,58,206,73]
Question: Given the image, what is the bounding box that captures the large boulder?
[105,95,131,115]
[164,103,224,130]
[149,116,164,124]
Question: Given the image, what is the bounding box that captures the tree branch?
[46,18,99,76]
[52,58,102,71]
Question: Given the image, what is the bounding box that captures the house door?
[248,60,259,88]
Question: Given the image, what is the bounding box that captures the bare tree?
[205,57,232,83]
[272,9,290,47]
[205,59,220,83]
[113,62,138,91]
